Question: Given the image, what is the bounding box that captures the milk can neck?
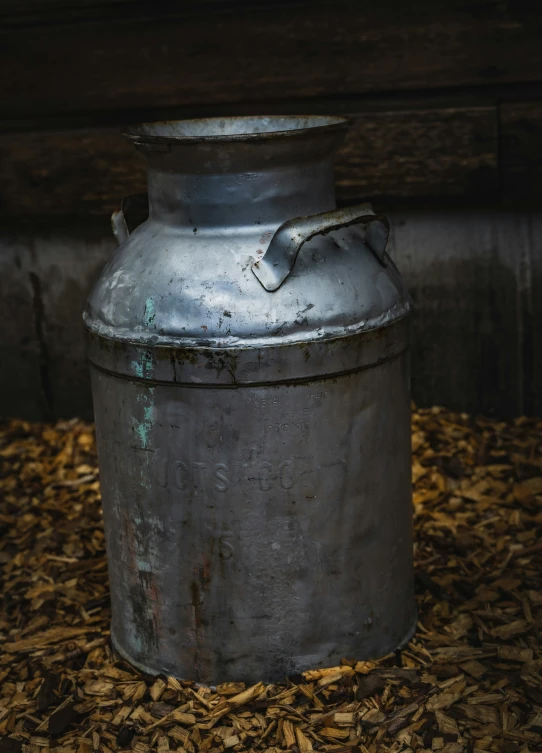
[146,159,336,229]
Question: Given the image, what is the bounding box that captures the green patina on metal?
[143,297,156,327]
[131,349,154,379]
[134,387,155,450]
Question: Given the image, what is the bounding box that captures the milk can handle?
[111,194,150,245]
[251,203,389,292]
[111,208,129,245]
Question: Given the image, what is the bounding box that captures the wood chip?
[282,720,296,747]
[333,712,355,726]
[295,727,313,752]
[490,620,530,639]
[149,678,166,702]
[459,660,487,679]
[317,671,346,688]
[498,645,533,662]
[320,727,350,739]
[3,627,91,653]
[303,666,352,681]
[435,709,461,737]
[228,682,264,707]
[215,683,245,696]
[426,691,462,711]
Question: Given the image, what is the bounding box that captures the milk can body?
[84,115,416,683]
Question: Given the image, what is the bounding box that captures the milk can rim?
[124,114,352,144]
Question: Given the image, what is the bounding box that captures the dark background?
[1,0,541,419]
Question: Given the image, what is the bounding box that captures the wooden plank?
[0,105,499,216]
[1,0,317,26]
[0,220,113,420]
[516,213,542,416]
[0,233,45,419]
[500,100,542,203]
[30,226,113,419]
[0,128,144,216]
[0,0,507,28]
[390,211,526,417]
[1,2,542,119]
[338,106,498,203]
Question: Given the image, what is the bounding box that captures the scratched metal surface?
[91,354,414,684]
[84,115,415,682]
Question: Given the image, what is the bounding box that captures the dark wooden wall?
[2,0,542,215]
[1,0,542,418]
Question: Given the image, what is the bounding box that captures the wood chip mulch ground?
[1,408,541,753]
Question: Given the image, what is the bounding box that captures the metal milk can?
[84,115,415,683]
